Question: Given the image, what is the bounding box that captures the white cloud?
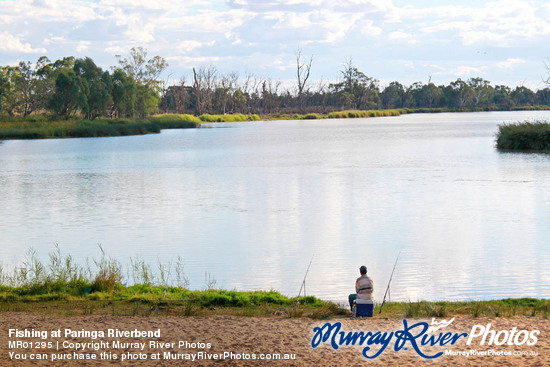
[387,30,417,44]
[104,44,127,54]
[0,0,547,89]
[358,19,382,36]
[0,31,47,53]
[167,55,223,67]
[43,36,66,45]
[267,57,295,71]
[495,58,527,70]
[176,40,216,52]
[76,41,91,53]
[411,0,550,47]
[452,65,485,77]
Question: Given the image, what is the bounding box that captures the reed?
[199,113,260,122]
[0,114,202,140]
[0,246,327,314]
[0,247,548,318]
[496,121,550,151]
[328,109,404,119]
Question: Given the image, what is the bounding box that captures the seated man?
[348,265,373,311]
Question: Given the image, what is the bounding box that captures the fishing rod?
[379,250,401,313]
[296,254,314,304]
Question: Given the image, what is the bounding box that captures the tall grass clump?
[328,109,403,119]
[148,114,201,128]
[496,121,550,151]
[199,113,260,122]
[2,246,89,295]
[0,118,162,139]
[290,113,326,120]
[0,114,202,140]
[92,245,123,292]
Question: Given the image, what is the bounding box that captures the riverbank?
[0,313,547,366]
[0,113,264,140]
[1,107,549,140]
[1,286,548,320]
[1,247,548,319]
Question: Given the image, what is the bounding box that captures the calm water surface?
[1,111,549,302]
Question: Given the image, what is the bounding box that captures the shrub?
[496,121,550,151]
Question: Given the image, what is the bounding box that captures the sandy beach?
[1,312,547,366]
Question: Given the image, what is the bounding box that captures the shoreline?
[1,248,548,320]
[1,291,548,320]
[1,108,549,141]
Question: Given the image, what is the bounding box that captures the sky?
[1,0,550,90]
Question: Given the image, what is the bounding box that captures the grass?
[4,108,550,140]
[0,245,336,318]
[496,121,550,152]
[199,113,260,122]
[0,118,162,139]
[328,109,405,118]
[0,246,548,319]
[383,299,550,319]
[0,113,260,140]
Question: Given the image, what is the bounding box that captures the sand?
[1,312,548,366]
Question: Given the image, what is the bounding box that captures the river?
[1,111,549,302]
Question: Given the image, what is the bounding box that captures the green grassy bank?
[5,107,549,140]
[285,106,542,120]
[0,113,260,140]
[1,287,547,319]
[496,121,550,152]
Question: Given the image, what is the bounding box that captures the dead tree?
[296,50,313,112]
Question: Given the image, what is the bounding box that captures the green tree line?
[2,49,550,120]
[0,47,166,119]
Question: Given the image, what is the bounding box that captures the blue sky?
[1,0,549,90]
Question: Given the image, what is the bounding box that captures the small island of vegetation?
[496,121,550,152]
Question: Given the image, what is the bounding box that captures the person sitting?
[348,265,373,312]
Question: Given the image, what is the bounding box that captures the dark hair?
[360,265,367,275]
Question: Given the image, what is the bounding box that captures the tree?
[295,50,313,112]
[381,82,405,109]
[116,47,168,90]
[493,85,512,108]
[0,67,13,114]
[420,83,443,108]
[536,88,550,106]
[261,78,281,114]
[511,86,536,106]
[48,70,88,118]
[192,65,217,115]
[135,84,159,118]
[74,57,112,119]
[33,56,58,113]
[232,89,247,113]
[331,59,379,110]
[213,72,239,114]
[163,78,192,114]
[449,79,473,108]
[113,48,168,117]
[111,69,137,118]
[468,77,493,107]
[12,61,37,116]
